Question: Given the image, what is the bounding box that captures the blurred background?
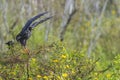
[0,0,120,59]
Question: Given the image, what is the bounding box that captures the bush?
[0,41,120,80]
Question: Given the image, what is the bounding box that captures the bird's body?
[16,28,31,46]
[16,12,52,47]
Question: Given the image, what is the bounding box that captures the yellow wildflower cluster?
[65,65,70,69]
[43,76,48,80]
[106,73,111,79]
[37,74,42,78]
[31,58,36,62]
[53,59,59,63]
[36,75,49,80]
[62,73,68,78]
[61,54,67,59]
[94,77,98,80]
[72,70,75,74]
[28,78,33,80]
[94,72,98,76]
[57,76,61,79]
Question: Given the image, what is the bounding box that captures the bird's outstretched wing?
[20,11,48,33]
[16,12,52,46]
[30,16,53,28]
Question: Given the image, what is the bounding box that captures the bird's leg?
[23,46,30,54]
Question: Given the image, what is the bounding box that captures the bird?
[5,40,14,49]
[16,12,52,53]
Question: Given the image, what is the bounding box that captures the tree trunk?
[59,0,76,41]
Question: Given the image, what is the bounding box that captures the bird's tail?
[30,16,53,28]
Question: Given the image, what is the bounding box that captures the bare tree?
[0,0,9,50]
[87,0,109,57]
[59,0,76,41]
[44,0,52,42]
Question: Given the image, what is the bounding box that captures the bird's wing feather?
[30,16,52,28]
[20,11,48,33]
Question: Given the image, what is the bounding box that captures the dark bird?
[5,40,14,49]
[16,12,52,51]
[6,40,14,46]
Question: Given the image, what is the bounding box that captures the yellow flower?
[28,78,32,80]
[65,65,70,69]
[50,71,54,75]
[94,77,98,80]
[31,58,36,62]
[96,62,99,65]
[106,73,111,78]
[37,75,42,78]
[94,72,98,76]
[62,73,68,78]
[72,70,75,74]
[53,59,59,63]
[43,76,48,80]
[61,54,67,59]
[57,76,61,79]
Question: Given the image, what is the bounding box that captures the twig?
[26,50,30,79]
[96,64,112,73]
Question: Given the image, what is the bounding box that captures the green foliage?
[0,42,119,80]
